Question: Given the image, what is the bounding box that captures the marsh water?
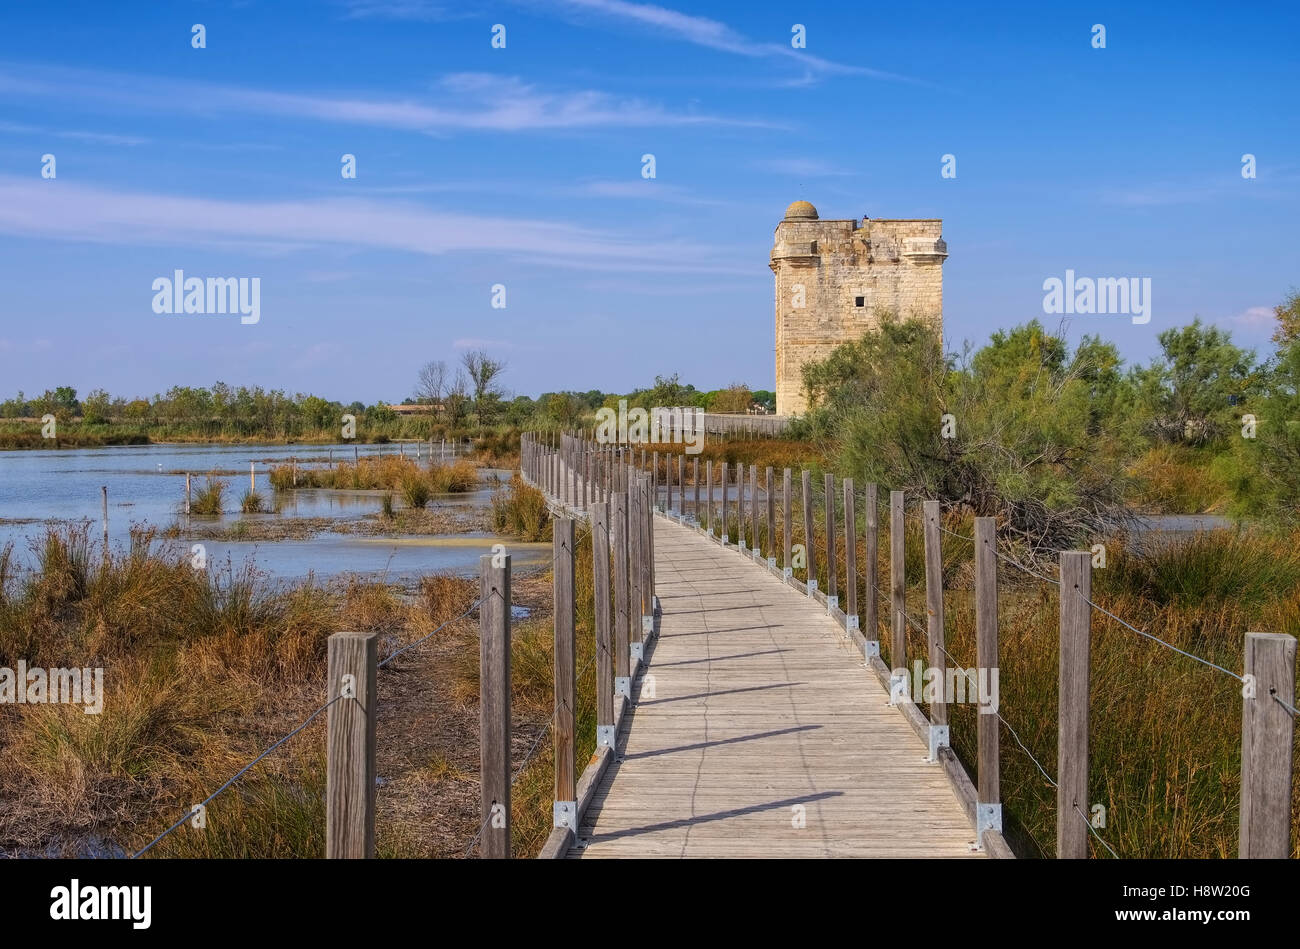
[0,443,550,581]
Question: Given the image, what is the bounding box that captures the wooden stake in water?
[185,473,191,516]
[250,461,255,492]
[101,485,108,553]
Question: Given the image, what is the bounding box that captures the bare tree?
[414,360,448,414]
[445,369,471,427]
[460,350,507,424]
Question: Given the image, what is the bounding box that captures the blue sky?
[0,0,1296,404]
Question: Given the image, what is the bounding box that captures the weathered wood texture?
[571,518,983,859]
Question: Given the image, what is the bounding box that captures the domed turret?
[783,200,818,221]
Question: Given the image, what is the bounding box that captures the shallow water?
[0,443,525,579]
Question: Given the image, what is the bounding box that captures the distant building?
[771,200,946,416]
[388,403,435,415]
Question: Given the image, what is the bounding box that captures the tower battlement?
[771,201,946,416]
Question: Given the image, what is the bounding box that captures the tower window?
[854,296,866,307]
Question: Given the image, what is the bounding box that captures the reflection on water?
[0,444,520,579]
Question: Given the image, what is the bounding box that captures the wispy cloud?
[0,119,148,146]
[0,63,772,133]
[547,0,914,81]
[0,175,746,274]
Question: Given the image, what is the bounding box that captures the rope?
[133,693,345,858]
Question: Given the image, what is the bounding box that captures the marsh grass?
[490,475,551,542]
[0,526,415,857]
[240,490,265,513]
[191,477,226,515]
[268,456,477,495]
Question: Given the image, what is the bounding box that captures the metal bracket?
[641,616,654,636]
[974,803,1002,851]
[847,615,860,631]
[721,534,729,545]
[629,642,644,662]
[738,537,746,551]
[615,676,631,699]
[553,801,576,830]
[864,640,880,659]
[927,725,950,763]
[889,670,908,705]
[783,567,792,581]
[767,557,777,570]
[807,579,818,596]
[596,725,615,748]
[826,595,838,613]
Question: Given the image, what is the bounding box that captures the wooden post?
[666,453,674,514]
[766,467,775,561]
[1240,631,1297,858]
[326,631,378,858]
[677,455,685,517]
[749,465,758,553]
[185,473,191,516]
[802,470,815,589]
[629,479,642,640]
[479,553,512,858]
[705,461,713,534]
[249,461,255,492]
[692,457,699,520]
[864,483,878,644]
[652,451,659,512]
[719,462,729,542]
[890,490,905,668]
[783,468,793,575]
[613,492,631,697]
[101,486,108,553]
[975,517,1000,834]
[593,502,615,748]
[1057,551,1091,859]
[639,477,653,620]
[553,519,576,825]
[825,473,837,600]
[843,478,856,620]
[922,500,947,726]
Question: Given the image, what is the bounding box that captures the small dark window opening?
[854,296,866,307]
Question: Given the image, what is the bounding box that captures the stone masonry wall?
[772,215,945,416]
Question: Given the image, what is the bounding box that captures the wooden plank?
[479,553,512,859]
[922,500,946,726]
[802,469,815,587]
[573,517,989,860]
[614,491,630,678]
[825,473,837,599]
[326,631,378,858]
[1057,551,1090,860]
[843,478,857,620]
[783,468,792,572]
[553,519,576,806]
[890,490,905,670]
[975,517,999,809]
[720,461,729,543]
[706,460,713,534]
[1239,631,1297,858]
[593,501,614,735]
[766,467,775,561]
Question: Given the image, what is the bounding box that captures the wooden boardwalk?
[570,517,983,859]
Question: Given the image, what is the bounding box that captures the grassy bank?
[0,521,567,858]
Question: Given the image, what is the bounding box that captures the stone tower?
[770,201,946,416]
